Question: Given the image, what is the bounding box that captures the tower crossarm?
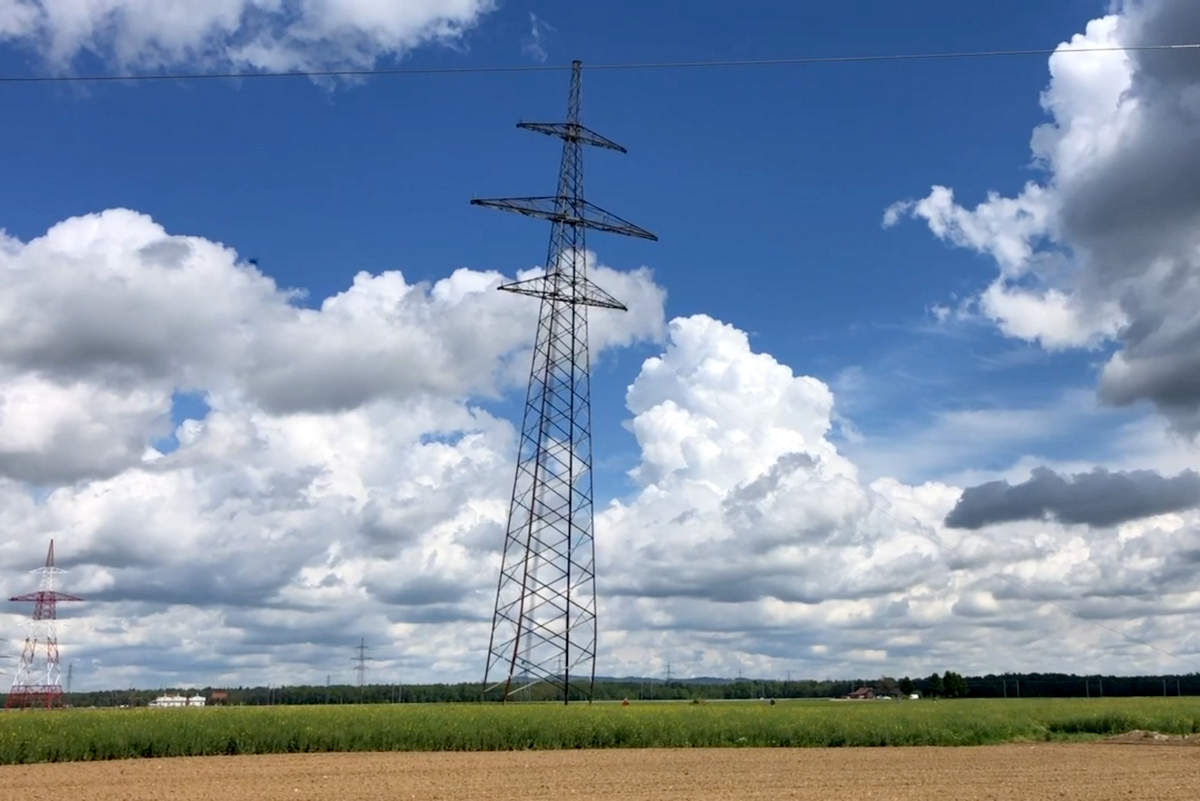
[9,592,84,603]
[498,275,627,310]
[470,196,657,241]
[11,590,82,621]
[516,122,628,153]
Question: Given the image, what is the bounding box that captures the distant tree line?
[14,671,1198,707]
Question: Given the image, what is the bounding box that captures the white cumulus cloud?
[595,315,1200,679]
[1,208,1197,688]
[0,0,495,72]
[0,209,664,481]
[0,207,666,688]
[887,0,1200,430]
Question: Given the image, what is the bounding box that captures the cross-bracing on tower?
[7,540,83,709]
[474,60,656,703]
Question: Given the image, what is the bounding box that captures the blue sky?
[2,0,1199,689]
[0,0,1129,494]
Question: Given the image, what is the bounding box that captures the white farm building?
[149,694,207,707]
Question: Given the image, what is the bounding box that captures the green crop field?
[0,697,1197,765]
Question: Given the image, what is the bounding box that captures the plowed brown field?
[4,744,1198,801]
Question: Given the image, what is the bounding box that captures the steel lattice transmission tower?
[353,638,369,689]
[474,60,656,703]
[7,540,83,709]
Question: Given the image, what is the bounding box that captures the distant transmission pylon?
[353,638,369,693]
[475,59,656,704]
[7,540,83,709]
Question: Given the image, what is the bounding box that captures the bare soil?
[3,744,1199,801]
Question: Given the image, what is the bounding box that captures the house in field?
[845,686,876,700]
[149,694,207,707]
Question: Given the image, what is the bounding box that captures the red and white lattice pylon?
[7,540,83,709]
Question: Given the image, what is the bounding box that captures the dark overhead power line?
[0,43,1198,84]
